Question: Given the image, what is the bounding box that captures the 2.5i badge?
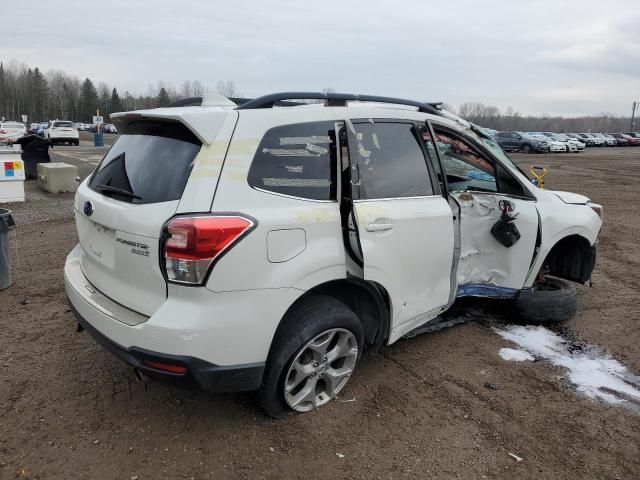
[116,237,150,257]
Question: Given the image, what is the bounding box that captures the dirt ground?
[1,146,639,480]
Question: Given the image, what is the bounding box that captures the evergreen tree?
[0,63,6,119]
[157,87,170,107]
[80,78,99,122]
[110,87,123,114]
[32,67,47,121]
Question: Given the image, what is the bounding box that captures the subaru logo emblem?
[83,201,94,216]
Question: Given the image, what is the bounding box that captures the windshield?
[553,133,570,141]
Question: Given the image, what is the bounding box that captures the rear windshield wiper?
[95,184,142,200]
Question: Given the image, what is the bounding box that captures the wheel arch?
[270,279,392,354]
[527,233,597,286]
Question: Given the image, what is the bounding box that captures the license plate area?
[84,221,115,268]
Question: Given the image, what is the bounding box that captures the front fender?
[525,201,602,287]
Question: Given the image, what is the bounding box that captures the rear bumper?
[70,302,264,391]
[64,244,300,391]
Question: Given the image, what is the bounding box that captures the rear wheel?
[515,277,577,324]
[521,144,532,154]
[257,295,364,418]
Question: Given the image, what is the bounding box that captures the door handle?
[366,222,394,232]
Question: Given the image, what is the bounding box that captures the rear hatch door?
[75,119,202,316]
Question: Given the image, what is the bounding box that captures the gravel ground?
[0,146,639,480]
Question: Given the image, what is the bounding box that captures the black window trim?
[428,121,536,201]
[346,117,441,201]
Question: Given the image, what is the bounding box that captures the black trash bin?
[0,208,15,290]
[13,134,51,179]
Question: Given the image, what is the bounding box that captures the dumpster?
[94,132,104,147]
[0,146,25,202]
[12,134,51,179]
[0,208,15,290]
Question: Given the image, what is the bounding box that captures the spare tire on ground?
[515,277,577,324]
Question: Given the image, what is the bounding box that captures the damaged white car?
[64,92,602,417]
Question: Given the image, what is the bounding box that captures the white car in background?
[594,133,616,146]
[529,133,566,152]
[543,133,584,152]
[580,133,604,146]
[0,122,27,142]
[46,120,80,146]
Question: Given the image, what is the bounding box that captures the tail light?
[0,129,5,134]
[162,215,254,285]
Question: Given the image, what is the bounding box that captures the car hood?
[548,190,590,204]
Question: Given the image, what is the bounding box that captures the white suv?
[64,92,602,417]
[46,120,80,146]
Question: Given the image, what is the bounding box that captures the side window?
[496,163,528,197]
[433,128,497,193]
[248,122,336,201]
[350,122,433,199]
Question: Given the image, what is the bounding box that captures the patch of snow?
[494,325,640,406]
[499,348,534,362]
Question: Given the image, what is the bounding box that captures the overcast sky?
[3,0,639,116]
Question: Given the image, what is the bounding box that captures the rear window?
[248,122,336,201]
[2,123,24,130]
[89,120,201,204]
[53,122,74,128]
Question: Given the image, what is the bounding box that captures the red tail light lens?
[143,359,188,374]
[163,215,253,284]
[0,129,6,134]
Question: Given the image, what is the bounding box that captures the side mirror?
[515,134,521,140]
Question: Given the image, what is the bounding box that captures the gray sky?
[4,0,639,116]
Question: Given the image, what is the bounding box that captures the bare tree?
[216,80,238,98]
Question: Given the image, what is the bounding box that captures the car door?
[345,119,455,342]
[428,124,539,294]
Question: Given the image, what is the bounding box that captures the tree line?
[456,102,634,133]
[0,58,634,133]
[0,59,239,124]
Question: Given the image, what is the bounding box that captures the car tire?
[515,277,577,324]
[74,140,79,146]
[257,295,364,418]
[521,144,532,154]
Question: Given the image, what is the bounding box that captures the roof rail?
[235,92,443,115]
[166,96,255,108]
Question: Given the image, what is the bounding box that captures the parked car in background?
[0,121,27,141]
[103,123,118,134]
[580,133,604,146]
[528,133,566,152]
[494,131,550,153]
[624,132,640,139]
[45,120,80,146]
[542,132,584,152]
[29,122,41,134]
[611,133,640,146]
[36,122,49,137]
[593,133,616,146]
[569,133,594,146]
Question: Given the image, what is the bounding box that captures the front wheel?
[521,144,532,154]
[257,295,364,418]
[515,277,577,324]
